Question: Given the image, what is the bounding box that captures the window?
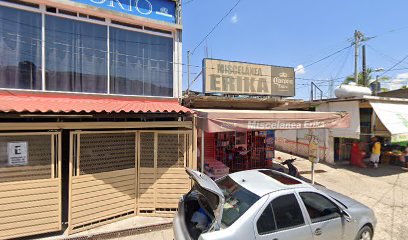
[299,192,341,223]
[272,194,304,230]
[45,15,108,93]
[110,27,173,96]
[0,3,175,97]
[259,170,301,185]
[0,6,42,90]
[216,176,260,227]
[257,204,276,235]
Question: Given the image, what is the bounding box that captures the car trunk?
[182,169,225,240]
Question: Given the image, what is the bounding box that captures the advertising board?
[203,59,295,97]
[71,0,176,23]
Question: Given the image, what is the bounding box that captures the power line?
[366,44,408,69]
[182,0,196,6]
[379,54,408,77]
[296,76,348,82]
[295,44,353,72]
[190,0,243,55]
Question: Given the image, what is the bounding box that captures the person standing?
[370,137,381,168]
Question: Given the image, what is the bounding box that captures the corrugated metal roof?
[0,91,192,114]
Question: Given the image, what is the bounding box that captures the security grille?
[157,134,185,168]
[140,132,154,168]
[79,133,136,175]
[0,135,52,183]
[0,132,61,240]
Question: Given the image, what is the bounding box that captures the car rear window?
[216,176,260,227]
[258,170,301,185]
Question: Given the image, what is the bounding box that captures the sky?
[181,0,408,99]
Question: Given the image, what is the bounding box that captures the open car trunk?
[183,169,225,240]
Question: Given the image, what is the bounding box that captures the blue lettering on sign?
[71,0,176,23]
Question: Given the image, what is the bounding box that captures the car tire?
[355,225,373,240]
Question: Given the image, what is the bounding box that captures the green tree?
[343,68,389,87]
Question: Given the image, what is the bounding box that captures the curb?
[62,222,173,240]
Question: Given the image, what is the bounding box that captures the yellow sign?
[308,136,319,163]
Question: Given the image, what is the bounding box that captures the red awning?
[0,91,192,114]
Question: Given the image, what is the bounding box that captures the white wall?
[316,101,360,139]
[276,101,360,163]
[275,129,328,162]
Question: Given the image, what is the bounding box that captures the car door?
[255,191,314,240]
[297,191,344,240]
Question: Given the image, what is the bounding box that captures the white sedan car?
[173,169,376,240]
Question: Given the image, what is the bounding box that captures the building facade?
[0,1,195,239]
[275,96,408,164]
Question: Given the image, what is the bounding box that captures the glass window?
[257,204,276,235]
[272,194,304,230]
[45,15,108,93]
[110,27,173,96]
[299,192,341,223]
[0,6,42,90]
[216,176,260,227]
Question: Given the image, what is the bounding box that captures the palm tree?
[343,68,389,87]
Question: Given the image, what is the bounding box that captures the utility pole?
[362,45,367,86]
[328,77,334,98]
[187,50,190,95]
[354,30,364,84]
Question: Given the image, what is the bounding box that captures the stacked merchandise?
[204,160,230,180]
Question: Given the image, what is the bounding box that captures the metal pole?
[362,45,367,86]
[201,129,205,173]
[187,50,191,95]
[311,162,315,185]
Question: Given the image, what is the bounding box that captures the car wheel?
[356,225,373,240]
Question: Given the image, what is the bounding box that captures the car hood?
[315,185,368,209]
[185,168,225,229]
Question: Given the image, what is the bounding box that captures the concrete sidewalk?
[30,216,173,240]
[275,151,408,240]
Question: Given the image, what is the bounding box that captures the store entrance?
[334,137,353,162]
[203,131,275,178]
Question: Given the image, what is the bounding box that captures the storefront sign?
[71,0,176,23]
[203,59,295,97]
[7,142,28,166]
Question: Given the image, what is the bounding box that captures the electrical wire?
[190,0,243,55]
[378,54,408,78]
[294,44,353,73]
[182,0,196,6]
[366,44,408,69]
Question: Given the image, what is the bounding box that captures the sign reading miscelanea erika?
[203,59,295,97]
[71,0,176,23]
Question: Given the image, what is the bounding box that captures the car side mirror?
[341,210,352,222]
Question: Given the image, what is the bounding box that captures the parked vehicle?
[174,168,376,240]
[274,157,299,178]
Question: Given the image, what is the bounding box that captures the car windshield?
[216,176,260,227]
